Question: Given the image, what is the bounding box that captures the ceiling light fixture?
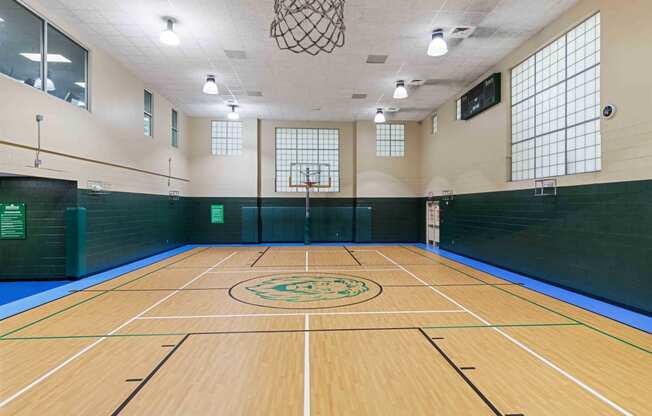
[34,77,55,91]
[20,53,71,63]
[203,75,218,95]
[75,82,86,88]
[374,108,386,124]
[160,18,180,46]
[0,17,5,23]
[227,105,240,120]
[427,29,448,57]
[393,80,408,99]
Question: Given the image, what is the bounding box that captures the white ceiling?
[30,0,578,121]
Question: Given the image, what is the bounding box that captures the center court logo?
[246,275,369,302]
[229,273,382,309]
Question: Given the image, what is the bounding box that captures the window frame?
[171,109,179,148]
[0,0,90,110]
[274,127,340,193]
[509,12,601,181]
[375,123,406,157]
[211,120,242,156]
[144,89,153,137]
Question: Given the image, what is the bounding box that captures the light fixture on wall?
[227,105,240,120]
[427,29,448,57]
[374,108,386,123]
[393,80,408,99]
[203,75,218,95]
[160,18,180,46]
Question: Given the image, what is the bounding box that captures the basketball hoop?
[270,0,346,56]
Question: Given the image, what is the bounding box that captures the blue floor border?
[416,244,652,333]
[0,246,195,321]
[2,243,650,334]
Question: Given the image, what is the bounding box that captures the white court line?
[375,250,633,416]
[304,314,310,416]
[305,251,309,272]
[136,309,466,320]
[206,268,401,274]
[0,251,238,409]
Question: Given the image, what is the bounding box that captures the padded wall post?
[65,207,87,278]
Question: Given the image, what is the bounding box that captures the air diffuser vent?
[247,91,263,97]
[352,93,367,99]
[448,26,476,39]
[224,49,247,59]
[366,54,388,64]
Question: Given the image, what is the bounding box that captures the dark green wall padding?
[65,207,87,278]
[439,180,652,315]
[0,177,77,279]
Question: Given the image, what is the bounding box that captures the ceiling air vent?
[366,54,388,64]
[408,80,425,87]
[224,49,247,59]
[247,91,263,97]
[384,107,400,113]
[352,93,367,99]
[448,26,476,39]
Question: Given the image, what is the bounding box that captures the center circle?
[229,273,383,310]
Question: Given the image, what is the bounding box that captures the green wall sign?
[211,204,224,224]
[0,203,26,240]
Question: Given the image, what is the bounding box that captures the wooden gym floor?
[0,246,650,415]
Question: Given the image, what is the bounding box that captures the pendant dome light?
[427,29,448,57]
[203,75,219,95]
[227,105,240,120]
[374,108,386,124]
[393,80,408,99]
[160,18,180,46]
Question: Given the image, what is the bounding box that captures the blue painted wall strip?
[416,244,651,333]
[0,245,195,320]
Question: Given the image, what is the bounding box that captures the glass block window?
[275,128,339,193]
[171,109,179,148]
[376,124,405,157]
[511,13,601,181]
[211,120,242,155]
[144,90,153,137]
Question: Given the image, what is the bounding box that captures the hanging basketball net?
[270,0,346,56]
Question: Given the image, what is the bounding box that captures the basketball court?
[1,246,649,415]
[1,0,651,415]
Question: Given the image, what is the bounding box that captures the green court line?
[0,248,208,340]
[0,322,582,341]
[407,246,652,355]
[421,322,582,330]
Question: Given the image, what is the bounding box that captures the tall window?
[376,124,405,157]
[275,128,339,193]
[144,90,152,136]
[0,0,88,109]
[211,120,242,155]
[511,13,601,181]
[171,109,179,148]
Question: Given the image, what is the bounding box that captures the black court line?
[125,378,143,382]
[250,246,270,268]
[418,328,502,416]
[459,366,476,371]
[112,334,190,415]
[344,245,363,266]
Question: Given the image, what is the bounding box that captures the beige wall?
[0,1,190,196]
[356,121,423,197]
[259,120,356,198]
[187,118,258,197]
[421,0,652,197]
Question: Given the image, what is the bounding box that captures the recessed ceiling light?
[374,108,386,124]
[160,18,180,46]
[427,29,448,57]
[75,82,86,88]
[203,75,218,95]
[227,105,240,120]
[393,80,408,99]
[20,53,71,63]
